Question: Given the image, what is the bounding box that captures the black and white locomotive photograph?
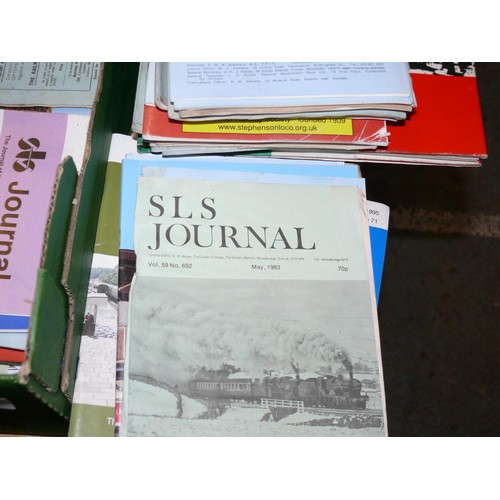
[124,275,385,437]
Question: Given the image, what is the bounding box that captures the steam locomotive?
[189,371,368,410]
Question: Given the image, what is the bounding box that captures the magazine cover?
[121,176,386,437]
[380,62,487,166]
[0,62,100,108]
[0,109,89,364]
[114,156,362,434]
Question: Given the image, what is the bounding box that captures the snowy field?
[128,414,383,437]
[125,380,385,437]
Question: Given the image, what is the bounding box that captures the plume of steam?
[334,349,353,374]
[129,287,354,384]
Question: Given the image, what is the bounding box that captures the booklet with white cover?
[165,62,414,120]
[121,175,386,436]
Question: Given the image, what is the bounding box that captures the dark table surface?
[361,62,500,436]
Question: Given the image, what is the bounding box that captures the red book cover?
[385,70,487,159]
[0,347,24,363]
[142,103,389,148]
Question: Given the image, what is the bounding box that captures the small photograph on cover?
[409,62,475,77]
[125,276,385,437]
[71,253,118,423]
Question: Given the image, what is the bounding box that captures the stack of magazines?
[0,62,98,366]
[114,151,390,437]
[135,62,413,156]
[133,62,487,167]
[115,62,405,437]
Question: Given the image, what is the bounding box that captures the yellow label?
[182,118,353,136]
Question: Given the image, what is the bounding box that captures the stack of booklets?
[162,62,415,120]
[60,61,487,437]
[0,62,97,366]
[135,62,413,156]
[114,152,390,437]
[134,62,487,167]
[117,60,490,437]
